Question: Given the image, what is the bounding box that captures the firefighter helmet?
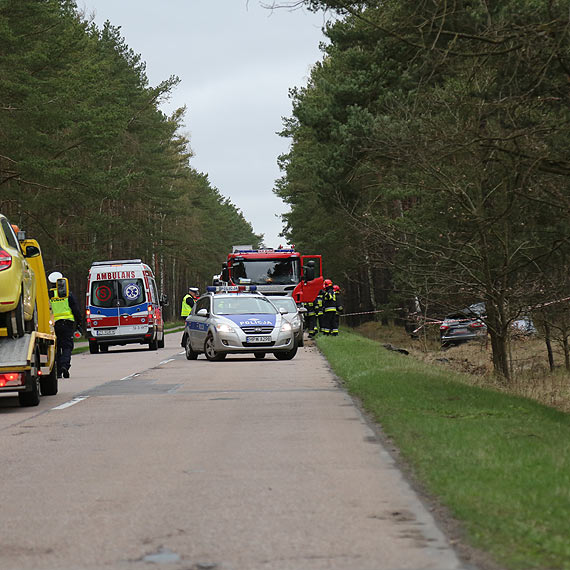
[323,279,333,288]
[333,285,340,292]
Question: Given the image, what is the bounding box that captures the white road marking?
[51,396,89,410]
[160,358,175,365]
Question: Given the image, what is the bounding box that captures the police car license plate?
[97,329,116,336]
[246,336,271,343]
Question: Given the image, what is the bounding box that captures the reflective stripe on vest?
[50,296,74,322]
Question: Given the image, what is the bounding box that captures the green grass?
[317,331,570,570]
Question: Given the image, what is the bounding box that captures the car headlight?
[291,315,301,328]
[280,322,292,332]
[216,323,234,333]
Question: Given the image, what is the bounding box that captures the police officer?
[180,287,199,348]
[180,287,199,320]
[48,272,82,378]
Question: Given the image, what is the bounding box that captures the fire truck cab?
[221,246,323,304]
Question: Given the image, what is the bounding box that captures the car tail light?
[440,325,449,331]
[470,322,484,329]
[0,248,12,271]
[0,373,24,387]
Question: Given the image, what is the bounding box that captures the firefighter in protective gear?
[304,297,319,338]
[332,284,344,336]
[315,281,328,334]
[320,279,342,335]
[48,272,82,378]
[180,287,199,319]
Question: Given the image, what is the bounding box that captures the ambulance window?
[118,279,145,307]
[91,280,116,308]
[149,279,159,304]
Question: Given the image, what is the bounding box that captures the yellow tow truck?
[0,236,58,406]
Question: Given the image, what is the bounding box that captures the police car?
[183,286,297,361]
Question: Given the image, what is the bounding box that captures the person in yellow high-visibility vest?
[48,272,82,378]
[180,287,199,347]
[180,287,199,319]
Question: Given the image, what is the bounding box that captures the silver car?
[440,311,487,346]
[184,289,297,361]
[268,296,305,348]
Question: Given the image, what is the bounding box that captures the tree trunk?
[544,322,555,372]
[486,300,511,381]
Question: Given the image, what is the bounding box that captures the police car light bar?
[206,285,258,293]
[231,249,296,254]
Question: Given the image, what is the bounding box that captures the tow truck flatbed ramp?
[0,332,55,370]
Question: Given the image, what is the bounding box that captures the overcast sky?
[80,0,326,248]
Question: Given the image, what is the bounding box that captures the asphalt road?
[0,332,466,570]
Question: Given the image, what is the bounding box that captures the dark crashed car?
[440,309,486,346]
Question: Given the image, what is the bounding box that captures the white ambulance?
[85,259,165,353]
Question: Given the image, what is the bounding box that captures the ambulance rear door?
[116,274,149,335]
[89,279,120,337]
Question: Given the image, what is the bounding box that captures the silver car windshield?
[213,296,278,315]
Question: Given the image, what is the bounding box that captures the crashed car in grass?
[440,304,487,346]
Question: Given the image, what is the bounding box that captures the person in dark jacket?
[320,279,339,335]
[48,272,82,378]
[331,284,344,336]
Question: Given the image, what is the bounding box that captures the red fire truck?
[219,246,323,304]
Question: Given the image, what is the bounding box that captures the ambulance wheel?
[19,350,41,407]
[40,363,59,396]
[204,333,226,361]
[158,333,165,349]
[254,352,266,359]
[274,345,298,360]
[99,344,109,353]
[185,336,198,360]
[148,338,158,350]
[89,340,99,354]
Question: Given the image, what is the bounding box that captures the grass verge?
[317,330,570,570]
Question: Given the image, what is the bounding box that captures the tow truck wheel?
[204,333,226,361]
[274,345,298,361]
[40,362,58,396]
[19,349,41,407]
[89,340,99,354]
[185,336,198,360]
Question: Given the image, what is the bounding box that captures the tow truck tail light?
[0,373,24,387]
[0,248,12,271]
